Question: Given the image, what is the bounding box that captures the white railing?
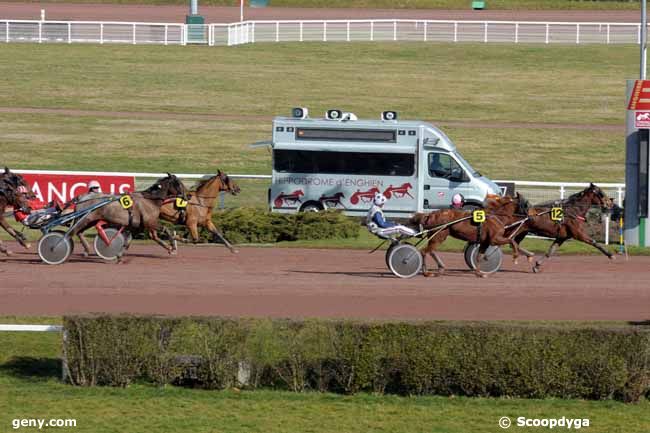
[0,19,646,46]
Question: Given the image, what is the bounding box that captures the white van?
[267,109,501,217]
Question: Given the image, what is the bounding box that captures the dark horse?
[70,174,187,255]
[0,167,33,255]
[513,183,615,273]
[158,170,240,253]
[410,194,533,277]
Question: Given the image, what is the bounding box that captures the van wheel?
[300,202,323,213]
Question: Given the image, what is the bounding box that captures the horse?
[0,174,33,256]
[0,168,33,254]
[69,174,187,256]
[410,194,533,277]
[513,183,615,273]
[158,170,240,253]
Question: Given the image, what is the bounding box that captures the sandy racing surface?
[0,242,647,321]
[0,4,640,23]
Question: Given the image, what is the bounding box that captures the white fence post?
[424,21,427,42]
[5,21,8,43]
[275,21,279,42]
[393,20,397,41]
[545,23,549,44]
[346,21,350,42]
[38,21,42,43]
[617,186,623,206]
[132,23,136,44]
[576,23,580,44]
[604,215,610,245]
[454,21,458,42]
[299,21,303,42]
[484,22,488,43]
[323,21,327,42]
[560,185,566,199]
[515,22,519,43]
[67,22,71,43]
[164,24,168,45]
[100,23,104,44]
[252,22,255,43]
[370,21,374,41]
[606,23,610,44]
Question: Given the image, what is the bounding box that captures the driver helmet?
[88,180,101,192]
[451,193,465,209]
[16,185,29,194]
[373,193,387,207]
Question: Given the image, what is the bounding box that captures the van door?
[423,151,473,209]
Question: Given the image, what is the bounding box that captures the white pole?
[40,9,45,21]
[642,0,647,79]
[240,0,244,22]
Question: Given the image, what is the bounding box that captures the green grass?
[0,318,649,433]
[0,0,640,9]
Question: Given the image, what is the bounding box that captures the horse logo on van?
[383,183,413,200]
[349,187,381,205]
[319,192,346,209]
[274,190,305,208]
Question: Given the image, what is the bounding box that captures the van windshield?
[453,152,481,177]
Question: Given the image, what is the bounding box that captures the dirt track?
[0,242,647,321]
[0,4,640,23]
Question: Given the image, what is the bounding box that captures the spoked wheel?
[38,231,74,265]
[384,241,400,269]
[94,228,128,261]
[387,243,422,279]
[464,243,503,275]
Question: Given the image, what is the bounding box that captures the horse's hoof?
[422,271,433,278]
[532,265,541,274]
[82,251,89,258]
[513,259,519,266]
[527,256,535,264]
[609,255,616,261]
[5,250,14,257]
[23,243,32,250]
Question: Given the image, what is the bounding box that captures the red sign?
[628,80,650,110]
[21,173,135,203]
[636,111,650,128]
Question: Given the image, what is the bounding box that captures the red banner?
[21,173,135,203]
[628,80,650,110]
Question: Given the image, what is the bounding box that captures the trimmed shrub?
[195,208,361,244]
[63,316,650,402]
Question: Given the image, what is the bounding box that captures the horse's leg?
[0,217,30,249]
[149,229,174,254]
[206,220,238,253]
[533,238,566,273]
[0,239,12,256]
[571,229,614,260]
[513,232,535,263]
[78,234,92,257]
[423,231,447,277]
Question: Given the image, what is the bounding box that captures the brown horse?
[70,174,187,255]
[158,170,240,253]
[513,183,615,273]
[0,168,33,255]
[410,194,533,277]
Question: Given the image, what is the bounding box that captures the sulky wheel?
[94,228,128,261]
[387,243,422,279]
[38,231,74,265]
[465,243,503,275]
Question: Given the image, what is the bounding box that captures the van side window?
[274,150,414,176]
[428,153,464,180]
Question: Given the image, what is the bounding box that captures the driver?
[367,193,416,239]
[451,193,465,209]
[14,186,63,227]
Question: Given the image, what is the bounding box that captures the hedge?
[63,316,650,402]
[206,208,360,244]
